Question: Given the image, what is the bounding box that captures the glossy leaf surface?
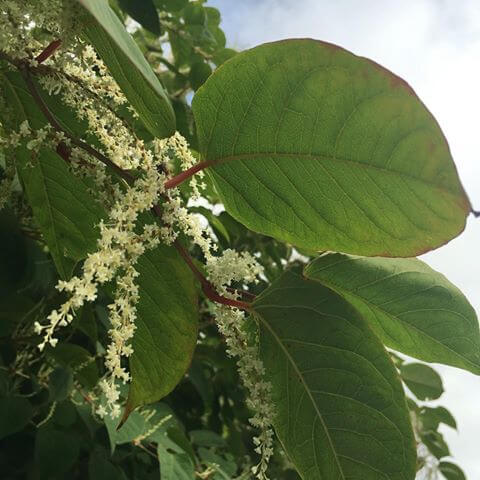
[193,39,470,257]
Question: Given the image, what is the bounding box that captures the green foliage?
[127,244,199,411]
[17,148,104,278]
[253,270,416,479]
[440,462,467,480]
[118,0,161,35]
[0,396,33,440]
[193,39,470,257]
[304,253,480,373]
[400,363,444,401]
[76,0,175,137]
[0,1,477,479]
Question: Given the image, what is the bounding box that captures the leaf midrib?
[253,310,346,479]
[207,151,465,200]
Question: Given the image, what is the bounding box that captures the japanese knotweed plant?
[0,1,478,479]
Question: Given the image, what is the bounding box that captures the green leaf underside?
[76,0,175,138]
[193,39,470,257]
[252,270,416,480]
[127,244,198,410]
[304,253,480,374]
[0,69,86,135]
[17,148,104,279]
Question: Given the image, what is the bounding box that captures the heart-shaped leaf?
[193,39,471,257]
[304,253,480,374]
[252,270,416,480]
[76,0,175,138]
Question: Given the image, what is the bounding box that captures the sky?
[208,0,480,477]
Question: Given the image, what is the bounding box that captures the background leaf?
[118,0,161,35]
[34,428,80,478]
[127,243,199,410]
[157,444,195,480]
[252,270,416,480]
[17,148,104,279]
[0,397,33,440]
[420,406,457,431]
[439,461,467,480]
[193,39,470,257]
[76,0,175,138]
[304,253,480,374]
[400,363,444,400]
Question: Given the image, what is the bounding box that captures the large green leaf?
[76,0,175,138]
[127,244,198,410]
[17,148,104,279]
[252,270,416,480]
[304,253,480,374]
[192,39,470,257]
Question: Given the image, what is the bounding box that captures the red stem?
[36,39,62,64]
[174,241,251,310]
[21,67,135,184]
[21,60,250,311]
[164,161,213,190]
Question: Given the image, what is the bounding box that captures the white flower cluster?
[2,2,277,475]
[0,120,53,153]
[0,0,65,60]
[36,149,167,416]
[206,251,274,480]
[155,133,215,255]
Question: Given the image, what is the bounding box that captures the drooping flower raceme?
[1,2,276,475]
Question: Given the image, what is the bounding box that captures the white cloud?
[210,0,480,476]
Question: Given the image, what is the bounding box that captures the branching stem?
[164,161,213,189]
[174,241,251,310]
[19,62,250,311]
[21,66,135,184]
